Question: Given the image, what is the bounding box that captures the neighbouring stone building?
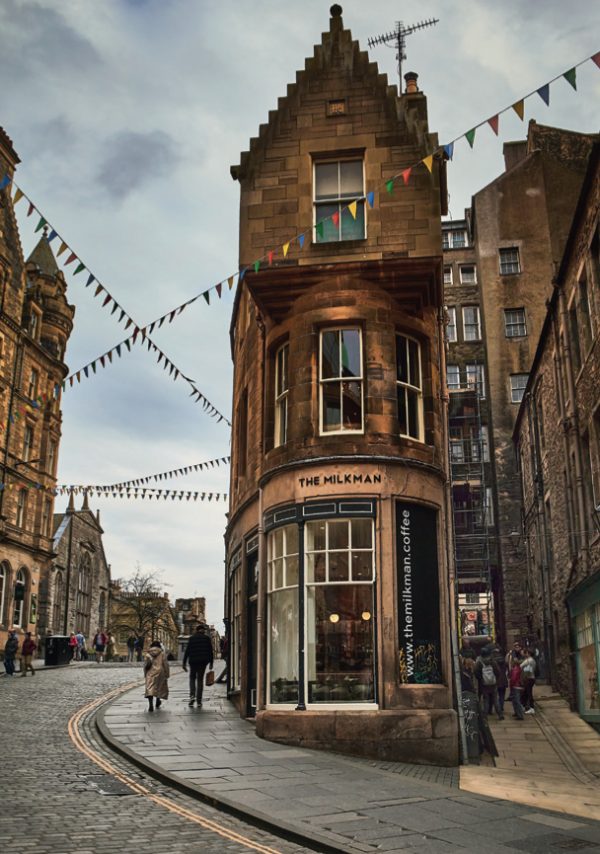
[443,216,497,640]
[471,121,596,650]
[39,494,111,641]
[0,127,74,655]
[110,582,178,658]
[514,143,600,727]
[225,7,458,765]
[174,596,206,635]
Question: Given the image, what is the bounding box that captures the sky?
[1,0,598,629]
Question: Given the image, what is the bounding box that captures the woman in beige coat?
[143,640,170,712]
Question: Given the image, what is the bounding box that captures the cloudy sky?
[2,0,598,628]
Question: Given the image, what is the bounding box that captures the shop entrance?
[246,549,258,716]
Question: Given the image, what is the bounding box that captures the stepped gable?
[231,7,404,182]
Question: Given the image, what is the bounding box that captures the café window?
[319,328,363,434]
[313,159,365,242]
[305,518,375,704]
[267,525,299,703]
[396,334,423,441]
[274,343,289,448]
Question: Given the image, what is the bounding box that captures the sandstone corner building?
[224,7,458,765]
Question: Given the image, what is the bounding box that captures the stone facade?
[472,122,597,646]
[514,143,600,724]
[225,8,458,765]
[0,127,74,656]
[110,583,178,658]
[40,494,111,642]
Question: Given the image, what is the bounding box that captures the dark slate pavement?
[98,668,600,853]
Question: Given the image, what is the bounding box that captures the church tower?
[0,126,75,651]
[225,8,457,764]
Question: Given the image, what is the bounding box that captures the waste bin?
[45,635,72,666]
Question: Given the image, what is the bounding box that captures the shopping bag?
[205,669,215,686]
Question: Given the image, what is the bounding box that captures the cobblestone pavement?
[0,666,315,854]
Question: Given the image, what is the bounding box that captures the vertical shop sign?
[396,501,442,684]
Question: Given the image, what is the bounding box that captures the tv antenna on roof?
[368,18,439,88]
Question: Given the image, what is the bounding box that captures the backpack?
[481,663,496,686]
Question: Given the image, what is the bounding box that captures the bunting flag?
[465,128,476,149]
[93,455,231,490]
[331,211,340,228]
[488,115,499,136]
[298,234,305,250]
[443,142,454,160]
[315,221,324,239]
[593,51,600,68]
[563,68,577,90]
[54,485,228,503]
[268,250,274,265]
[0,173,11,190]
[13,187,24,204]
[282,242,290,258]
[537,83,550,106]
[402,167,412,184]
[367,190,375,208]
[35,216,46,233]
[348,200,357,219]
[385,179,394,194]
[57,241,68,257]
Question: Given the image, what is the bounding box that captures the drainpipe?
[438,306,468,764]
[63,495,74,635]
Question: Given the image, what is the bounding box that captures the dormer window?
[314,159,365,242]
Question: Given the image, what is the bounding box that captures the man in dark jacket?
[182,624,213,707]
[4,631,19,676]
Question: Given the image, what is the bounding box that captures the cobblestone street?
[0,666,313,854]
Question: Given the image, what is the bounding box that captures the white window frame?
[443,229,468,249]
[510,373,529,404]
[446,307,457,343]
[447,364,460,391]
[29,307,41,341]
[499,246,521,275]
[23,424,34,462]
[459,265,477,284]
[396,334,424,442]
[504,308,527,338]
[274,343,289,448]
[28,368,39,400]
[313,158,366,243]
[443,266,453,286]
[319,327,364,436]
[267,525,299,705]
[466,363,485,399]
[462,306,481,341]
[16,489,27,528]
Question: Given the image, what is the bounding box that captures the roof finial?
[42,225,48,239]
[330,4,342,16]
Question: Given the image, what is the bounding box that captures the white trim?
[312,157,366,243]
[319,327,364,436]
[396,333,424,442]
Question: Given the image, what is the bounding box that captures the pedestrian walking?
[216,634,228,683]
[126,635,136,663]
[134,635,144,662]
[143,640,170,712]
[3,631,19,676]
[92,629,107,663]
[75,630,86,661]
[474,645,504,720]
[491,645,508,715]
[509,659,525,720]
[106,632,116,662]
[21,632,36,676]
[68,633,78,661]
[520,646,538,714]
[182,623,214,708]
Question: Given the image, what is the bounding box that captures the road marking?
[68,684,283,854]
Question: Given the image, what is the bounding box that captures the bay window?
[267,525,299,703]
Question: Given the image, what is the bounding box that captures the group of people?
[3,631,37,675]
[66,629,119,662]
[461,638,539,721]
[142,623,214,712]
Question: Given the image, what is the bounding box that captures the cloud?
[96,130,181,200]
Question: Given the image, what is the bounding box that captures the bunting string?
[1,50,597,404]
[56,485,228,502]
[93,455,230,489]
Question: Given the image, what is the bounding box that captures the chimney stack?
[404,71,419,94]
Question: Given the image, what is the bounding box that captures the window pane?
[321,331,340,379]
[269,588,299,704]
[351,551,373,581]
[307,585,375,703]
[342,381,362,429]
[396,337,408,383]
[272,528,284,559]
[407,389,420,438]
[341,203,365,240]
[398,387,407,435]
[315,203,340,242]
[306,522,326,552]
[341,330,361,377]
[285,555,298,587]
[306,552,326,583]
[408,339,420,387]
[329,552,349,582]
[322,382,341,431]
[285,525,299,555]
[339,161,363,196]
[272,558,284,590]
[351,519,372,550]
[315,162,338,200]
[329,520,349,550]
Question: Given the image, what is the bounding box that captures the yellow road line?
[68,685,284,854]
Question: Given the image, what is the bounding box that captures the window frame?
[446,364,460,391]
[510,373,529,404]
[446,306,457,343]
[15,489,27,528]
[462,305,481,341]
[319,327,364,436]
[13,568,26,628]
[499,246,521,276]
[395,333,424,442]
[459,264,477,284]
[466,363,486,399]
[274,343,289,448]
[443,265,453,286]
[313,157,366,243]
[504,307,527,338]
[23,423,34,463]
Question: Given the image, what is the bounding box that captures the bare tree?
[111,565,174,645]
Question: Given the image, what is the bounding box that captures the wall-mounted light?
[329,613,340,623]
[361,611,371,621]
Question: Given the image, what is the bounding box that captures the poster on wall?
[396,501,442,684]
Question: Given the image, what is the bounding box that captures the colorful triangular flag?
[35,217,47,233]
[487,115,499,136]
[203,290,210,304]
[563,68,577,90]
[13,187,24,204]
[512,99,525,120]
[73,262,85,275]
[253,259,260,273]
[366,190,375,208]
[315,222,324,239]
[228,275,234,289]
[386,179,394,194]
[86,274,95,288]
[268,250,274,265]
[331,211,340,228]
[402,167,412,184]
[443,142,454,160]
[282,242,290,258]
[537,83,550,106]
[298,234,305,249]
[592,51,600,69]
[465,129,476,149]
[348,200,357,219]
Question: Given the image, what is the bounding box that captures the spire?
[67,492,75,513]
[26,229,59,277]
[82,492,90,511]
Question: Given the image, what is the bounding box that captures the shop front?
[568,572,600,728]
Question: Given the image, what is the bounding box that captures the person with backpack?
[474,645,504,720]
[520,646,537,714]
